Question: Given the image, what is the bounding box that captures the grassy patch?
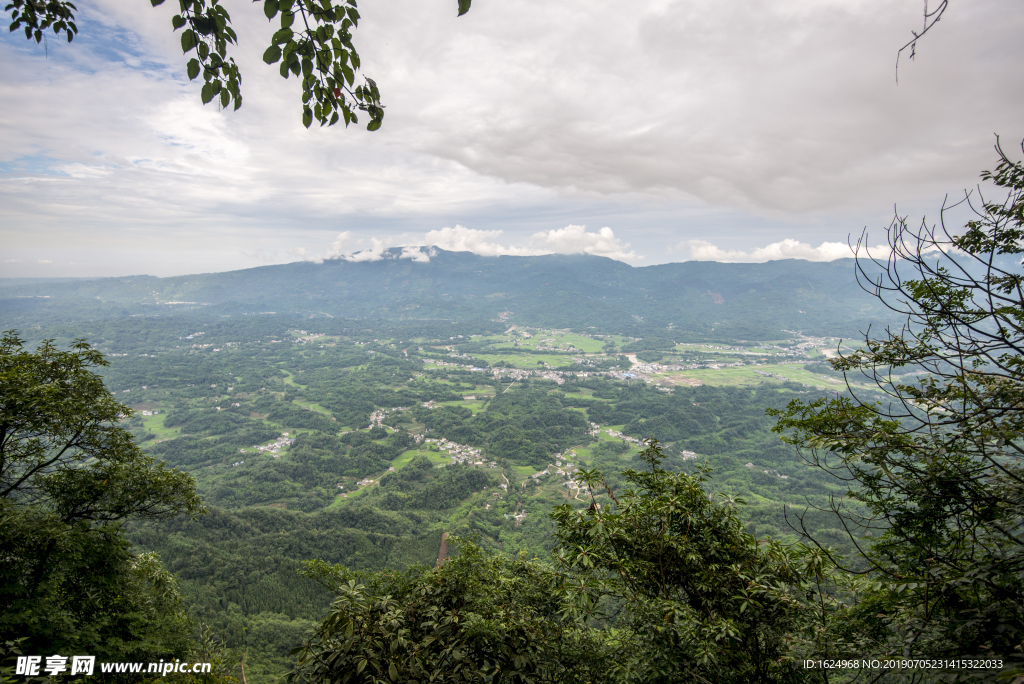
[653,364,850,389]
[140,412,181,439]
[392,448,451,470]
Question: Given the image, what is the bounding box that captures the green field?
[392,447,452,470]
[654,363,850,389]
[138,411,182,439]
[293,398,334,415]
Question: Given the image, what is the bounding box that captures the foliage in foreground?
[6,0,473,129]
[0,332,236,681]
[770,142,1024,677]
[291,441,843,684]
[288,541,611,684]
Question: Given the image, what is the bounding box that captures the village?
[244,433,295,458]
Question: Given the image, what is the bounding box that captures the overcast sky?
[2,0,1022,277]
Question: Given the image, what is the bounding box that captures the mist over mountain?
[0,248,890,339]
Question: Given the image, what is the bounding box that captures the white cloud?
[681,239,893,263]
[289,225,641,265]
[400,245,435,262]
[325,232,355,260]
[3,0,1021,277]
[343,237,389,262]
[423,225,543,257]
[420,224,640,261]
[530,225,641,261]
[36,259,53,264]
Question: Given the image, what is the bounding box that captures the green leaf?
[457,0,471,16]
[264,0,279,19]
[180,29,198,53]
[150,0,166,5]
[220,89,230,108]
[366,119,381,131]
[186,58,200,80]
[171,14,186,30]
[201,82,215,104]
[302,107,312,128]
[262,45,282,64]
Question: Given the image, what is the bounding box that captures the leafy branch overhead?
[4,0,473,130]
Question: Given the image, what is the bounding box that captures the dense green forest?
[4,208,1024,682]
[3,315,863,679]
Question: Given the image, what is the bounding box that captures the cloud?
[530,225,641,261]
[4,0,1020,277]
[290,225,641,265]
[400,245,435,262]
[421,224,640,262]
[400,0,1024,212]
[324,232,355,260]
[423,225,542,257]
[342,237,390,262]
[680,239,893,263]
[36,259,53,264]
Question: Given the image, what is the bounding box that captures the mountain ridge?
[0,248,889,338]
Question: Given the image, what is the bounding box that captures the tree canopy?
[0,331,206,663]
[770,141,1024,672]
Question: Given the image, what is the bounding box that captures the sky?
[1,0,1022,278]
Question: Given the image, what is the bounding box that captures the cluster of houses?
[535,337,578,353]
[606,428,643,446]
[424,438,497,467]
[422,359,488,372]
[526,453,592,497]
[490,367,568,385]
[245,434,294,458]
[293,331,327,343]
[755,370,788,379]
[369,407,412,428]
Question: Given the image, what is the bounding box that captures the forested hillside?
[0,312,868,679]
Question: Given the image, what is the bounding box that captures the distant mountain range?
[0,248,892,339]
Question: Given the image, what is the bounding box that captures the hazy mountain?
[0,248,891,339]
